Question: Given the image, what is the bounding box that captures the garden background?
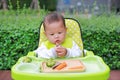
[0,0,120,70]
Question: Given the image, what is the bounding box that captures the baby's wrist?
[65,48,70,57]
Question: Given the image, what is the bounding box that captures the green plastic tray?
[11,55,110,80]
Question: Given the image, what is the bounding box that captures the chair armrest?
[27,51,36,56]
[84,50,94,56]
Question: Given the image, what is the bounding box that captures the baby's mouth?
[55,40,60,45]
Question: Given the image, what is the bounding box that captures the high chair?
[11,18,110,80]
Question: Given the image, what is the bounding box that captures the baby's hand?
[55,45,67,57]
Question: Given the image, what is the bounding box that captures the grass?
[1,9,120,33]
[0,9,47,30]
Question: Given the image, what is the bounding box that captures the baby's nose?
[54,34,58,38]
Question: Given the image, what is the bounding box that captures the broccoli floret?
[46,58,56,67]
[23,56,32,63]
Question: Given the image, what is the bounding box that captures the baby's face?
[44,21,67,45]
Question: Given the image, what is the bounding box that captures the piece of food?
[52,62,61,69]
[54,62,67,70]
[22,56,32,63]
[68,66,83,69]
[46,58,56,67]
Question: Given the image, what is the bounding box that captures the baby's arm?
[34,43,57,59]
[66,41,82,58]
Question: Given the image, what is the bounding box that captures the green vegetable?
[46,58,56,67]
[23,56,32,63]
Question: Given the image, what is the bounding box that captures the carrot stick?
[55,62,67,70]
[68,66,83,69]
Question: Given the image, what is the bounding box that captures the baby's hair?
[43,12,66,31]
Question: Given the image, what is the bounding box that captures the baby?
[34,12,82,58]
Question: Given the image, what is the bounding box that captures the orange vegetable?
[55,62,67,70]
[68,66,83,69]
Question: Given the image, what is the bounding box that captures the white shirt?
[34,41,82,59]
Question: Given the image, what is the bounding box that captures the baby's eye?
[50,34,54,35]
[58,32,62,34]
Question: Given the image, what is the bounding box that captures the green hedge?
[77,15,120,69]
[0,13,120,70]
[83,31,120,69]
[0,29,39,69]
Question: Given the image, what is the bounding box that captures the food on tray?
[68,66,84,70]
[41,59,85,72]
[46,58,56,67]
[23,56,32,63]
[54,62,67,70]
[52,62,61,69]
